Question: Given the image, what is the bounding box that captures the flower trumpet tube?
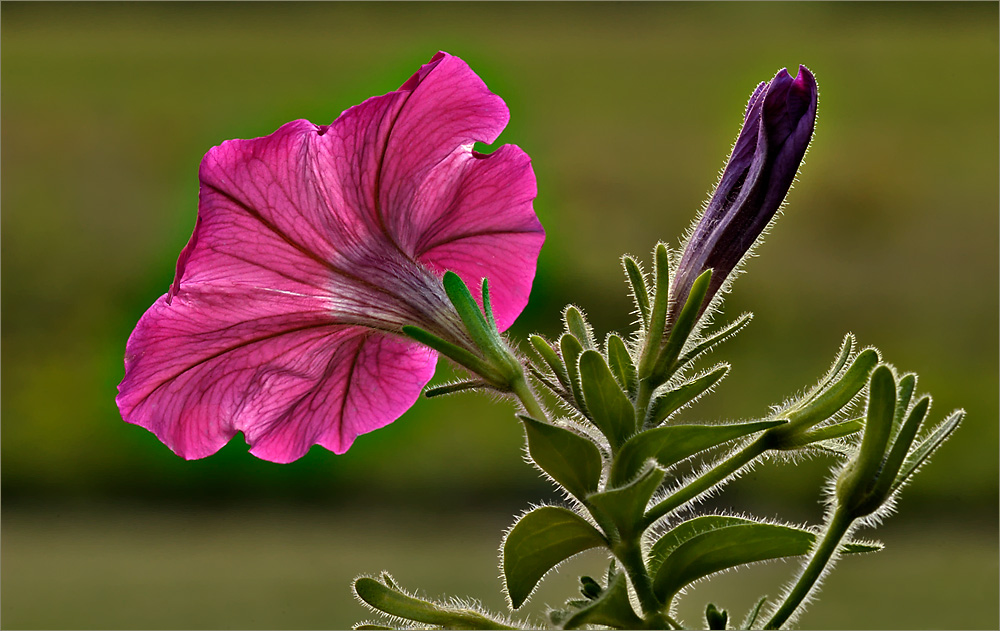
[671,65,818,320]
[116,52,544,463]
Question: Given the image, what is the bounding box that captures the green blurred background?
[2,2,997,629]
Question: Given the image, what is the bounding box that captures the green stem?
[616,539,661,620]
[764,508,853,630]
[510,372,548,423]
[634,378,654,431]
[643,439,768,530]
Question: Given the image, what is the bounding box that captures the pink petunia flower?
[117,52,544,463]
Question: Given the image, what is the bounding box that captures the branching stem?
[643,438,768,529]
[764,507,853,629]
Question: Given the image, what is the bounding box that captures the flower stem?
[763,507,853,629]
[510,372,548,423]
[643,438,767,529]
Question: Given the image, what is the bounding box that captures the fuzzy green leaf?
[564,306,594,350]
[780,417,864,450]
[561,334,587,414]
[651,519,881,602]
[889,408,964,496]
[579,349,636,449]
[530,335,569,390]
[354,577,516,629]
[520,416,602,500]
[587,465,665,539]
[844,365,896,501]
[782,348,879,432]
[503,507,608,609]
[647,364,729,426]
[607,334,638,398]
[623,256,651,328]
[639,244,672,377]
[741,596,769,630]
[610,420,784,487]
[677,312,753,368]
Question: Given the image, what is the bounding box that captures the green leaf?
[587,465,665,539]
[780,417,864,450]
[564,306,594,350]
[741,596,768,630]
[677,312,753,368]
[529,335,569,390]
[813,333,856,394]
[638,244,672,376]
[579,350,636,449]
[849,366,897,491]
[560,569,643,630]
[354,577,516,629]
[606,334,638,398]
[651,268,712,383]
[519,416,603,500]
[858,396,930,515]
[893,374,917,427]
[889,408,964,496]
[623,255,651,329]
[561,333,587,414]
[782,348,879,432]
[651,519,881,603]
[503,507,608,609]
[647,364,730,426]
[354,625,394,630]
[610,420,784,487]
[648,515,761,575]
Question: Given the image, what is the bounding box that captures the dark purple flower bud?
[671,66,818,318]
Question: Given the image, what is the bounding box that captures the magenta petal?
[413,145,543,332]
[117,286,436,462]
[118,52,544,462]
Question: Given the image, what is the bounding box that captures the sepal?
[649,268,712,383]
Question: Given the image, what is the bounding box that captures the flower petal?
[117,286,436,462]
[414,145,543,332]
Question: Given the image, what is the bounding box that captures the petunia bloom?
[117,52,544,463]
[671,65,818,317]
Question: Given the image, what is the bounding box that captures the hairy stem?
[510,372,549,423]
[764,507,853,629]
[616,538,661,619]
[643,438,768,529]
